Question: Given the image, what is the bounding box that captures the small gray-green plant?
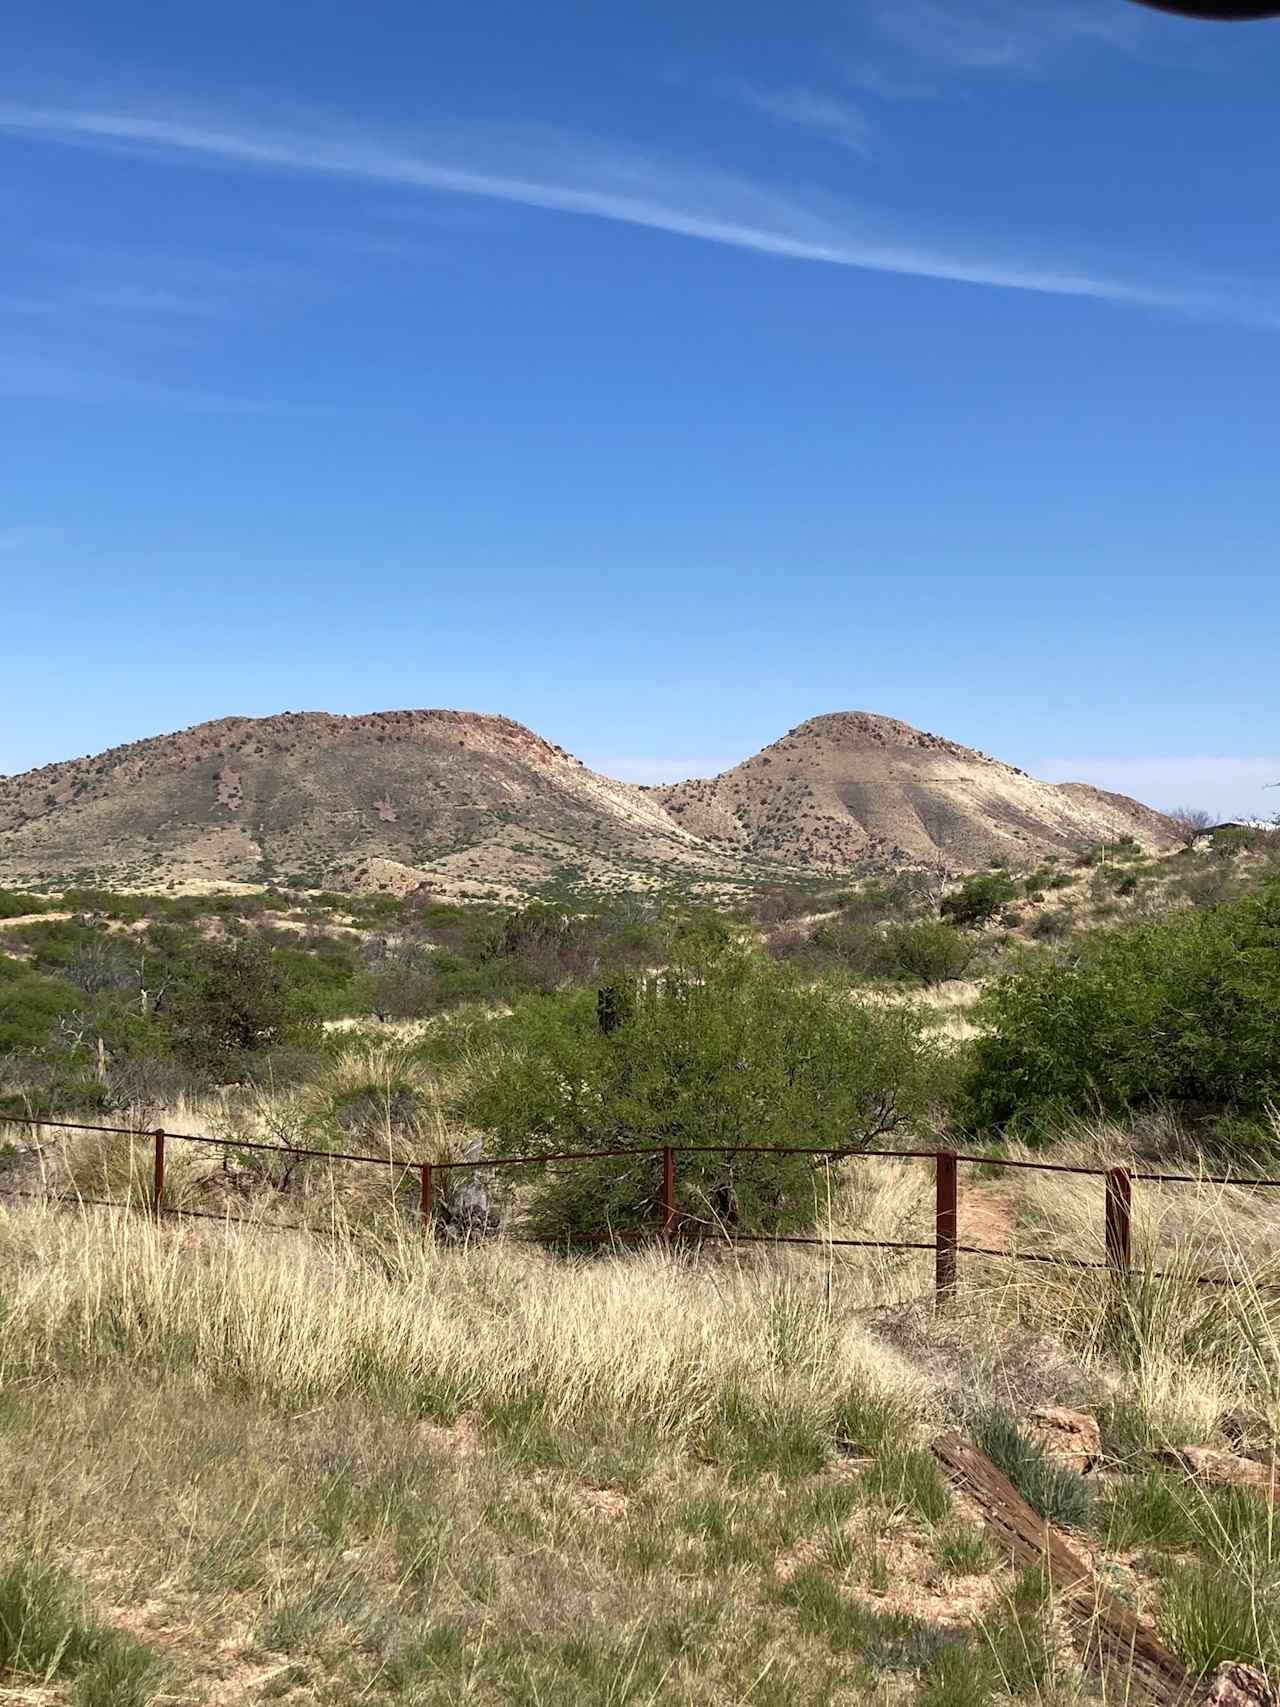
[971,1410,1090,1527]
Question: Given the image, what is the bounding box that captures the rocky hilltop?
[650,711,1175,874]
[0,708,1175,896]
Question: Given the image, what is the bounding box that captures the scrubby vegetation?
[0,1153,1278,1702]
[460,949,950,1239]
[2,825,1280,1701]
[2,823,1278,1159]
[963,878,1280,1153]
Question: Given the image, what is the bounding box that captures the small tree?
[166,936,319,1079]
[881,920,977,987]
[1169,806,1214,849]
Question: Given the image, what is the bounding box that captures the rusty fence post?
[1105,1166,1131,1284]
[935,1150,958,1304]
[420,1162,434,1233]
[152,1127,166,1219]
[661,1146,676,1236]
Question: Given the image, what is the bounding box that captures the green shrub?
[461,951,948,1240]
[0,891,47,919]
[809,918,887,979]
[840,873,936,922]
[166,936,321,1078]
[1082,835,1143,868]
[880,922,976,987]
[352,959,438,1021]
[941,875,1017,929]
[0,965,80,1052]
[269,943,358,1019]
[963,880,1280,1135]
[486,899,670,992]
[9,918,106,975]
[1028,907,1073,942]
[1211,826,1275,856]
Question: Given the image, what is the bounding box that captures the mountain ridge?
[0,708,1176,897]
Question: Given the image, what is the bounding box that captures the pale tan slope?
[0,709,740,892]
[651,711,1176,873]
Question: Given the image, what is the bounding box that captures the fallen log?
[932,1431,1194,1705]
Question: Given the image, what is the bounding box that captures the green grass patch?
[0,1556,159,1704]
[1157,1559,1280,1679]
[831,1383,912,1456]
[859,1449,951,1525]
[979,1566,1056,1696]
[933,1525,998,1577]
[918,1640,999,1707]
[1097,1472,1198,1551]
[972,1409,1090,1527]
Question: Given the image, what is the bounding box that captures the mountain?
[0,708,1175,897]
[0,710,728,899]
[649,712,1175,875]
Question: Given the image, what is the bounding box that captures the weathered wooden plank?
[932,1432,1194,1705]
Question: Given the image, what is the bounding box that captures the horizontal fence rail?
[1,1111,1277,1298]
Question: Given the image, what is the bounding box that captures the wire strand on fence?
[3,1112,1279,1290]
[12,1112,1280,1188]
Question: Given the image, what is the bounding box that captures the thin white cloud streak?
[0,242,329,404]
[5,242,308,320]
[1037,755,1280,819]
[870,0,1146,74]
[0,99,1265,321]
[719,81,874,153]
[840,62,938,102]
[0,350,325,411]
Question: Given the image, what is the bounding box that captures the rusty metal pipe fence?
[3,1111,1280,1298]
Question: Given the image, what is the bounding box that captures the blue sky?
[2,0,1278,816]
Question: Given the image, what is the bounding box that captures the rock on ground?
[1025,1406,1101,1474]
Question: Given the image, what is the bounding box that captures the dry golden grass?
[2,1115,1279,1703]
[858,980,985,1045]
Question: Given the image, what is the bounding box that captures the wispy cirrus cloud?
[0,235,331,405]
[0,348,324,410]
[839,62,938,103]
[718,80,874,153]
[0,96,1272,328]
[3,241,305,323]
[869,0,1148,74]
